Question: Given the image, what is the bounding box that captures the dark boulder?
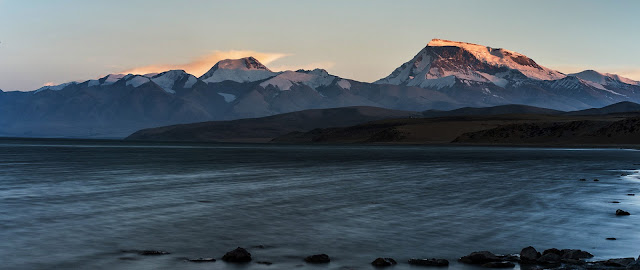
[543,248,563,256]
[481,261,515,268]
[606,237,617,240]
[627,257,640,270]
[371,257,397,267]
[256,261,273,265]
[520,246,541,263]
[305,254,330,264]
[537,253,562,266]
[459,251,500,264]
[616,209,631,216]
[561,249,594,260]
[408,258,449,267]
[603,258,636,267]
[222,247,252,263]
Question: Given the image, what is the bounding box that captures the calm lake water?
[0,139,639,270]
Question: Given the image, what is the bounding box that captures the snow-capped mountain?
[376,39,565,88]
[259,69,352,92]
[2,39,640,138]
[569,70,640,87]
[375,39,640,109]
[199,57,277,83]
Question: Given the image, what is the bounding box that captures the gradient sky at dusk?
[1,0,639,91]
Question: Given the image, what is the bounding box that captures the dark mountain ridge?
[126,106,420,142]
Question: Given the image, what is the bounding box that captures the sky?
[1,0,639,91]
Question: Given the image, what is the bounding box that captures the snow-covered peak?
[150,70,198,93]
[35,82,77,92]
[199,57,277,83]
[569,70,639,86]
[102,74,127,85]
[125,75,150,87]
[429,39,566,81]
[259,69,337,90]
[376,38,566,89]
[217,56,270,71]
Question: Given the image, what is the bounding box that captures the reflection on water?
[0,139,638,270]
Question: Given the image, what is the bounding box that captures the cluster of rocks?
[458,247,640,269]
[118,246,640,269]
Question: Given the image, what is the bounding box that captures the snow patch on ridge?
[337,79,351,90]
[418,76,456,89]
[217,92,237,103]
[103,74,127,85]
[125,76,150,87]
[184,76,197,88]
[259,69,336,90]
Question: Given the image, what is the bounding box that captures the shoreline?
[119,246,640,269]
[2,136,639,150]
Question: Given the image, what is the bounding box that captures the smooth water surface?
[1,139,639,269]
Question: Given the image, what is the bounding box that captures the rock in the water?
[520,246,541,263]
[594,179,600,182]
[222,247,252,263]
[543,248,563,256]
[561,249,594,260]
[459,251,500,264]
[606,237,617,240]
[616,209,631,216]
[612,201,621,203]
[408,258,449,267]
[628,194,636,196]
[603,258,636,267]
[481,261,515,268]
[138,250,170,255]
[305,254,330,264]
[537,253,562,265]
[371,257,397,267]
[188,258,216,262]
[256,261,273,265]
[579,179,587,181]
[627,257,640,270]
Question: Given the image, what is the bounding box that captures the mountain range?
[2,39,640,138]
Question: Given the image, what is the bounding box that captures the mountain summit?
[376,38,565,88]
[199,56,276,83]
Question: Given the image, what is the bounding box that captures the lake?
[0,139,638,269]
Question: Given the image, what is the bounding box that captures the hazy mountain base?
[126,106,420,142]
[272,113,640,146]
[453,116,640,145]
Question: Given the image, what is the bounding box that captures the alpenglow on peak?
[375,38,566,88]
[199,57,276,84]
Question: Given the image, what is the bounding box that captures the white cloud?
[121,50,291,76]
[269,61,336,72]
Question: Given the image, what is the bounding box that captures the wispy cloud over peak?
[121,50,291,77]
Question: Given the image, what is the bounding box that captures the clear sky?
[1,0,639,91]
